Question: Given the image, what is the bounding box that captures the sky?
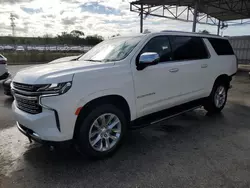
[0,0,250,38]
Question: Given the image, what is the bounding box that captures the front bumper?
[3,78,12,96]
[12,101,71,142]
[16,122,72,145]
[17,122,43,143]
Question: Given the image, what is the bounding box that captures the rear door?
[168,36,210,102]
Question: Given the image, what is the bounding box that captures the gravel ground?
[1,68,250,188]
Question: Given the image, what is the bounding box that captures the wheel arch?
[214,74,232,87]
[213,74,231,90]
[74,95,131,138]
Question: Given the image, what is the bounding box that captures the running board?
[150,106,201,125]
[130,98,204,130]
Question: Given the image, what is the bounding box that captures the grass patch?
[1,52,81,64]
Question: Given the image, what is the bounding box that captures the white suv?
[12,31,237,158]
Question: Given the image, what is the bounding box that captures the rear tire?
[204,81,228,113]
[75,104,127,159]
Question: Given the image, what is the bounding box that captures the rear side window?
[169,36,209,61]
[208,38,234,55]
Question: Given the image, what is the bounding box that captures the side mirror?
[137,52,160,70]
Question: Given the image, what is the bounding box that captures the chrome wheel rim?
[89,113,121,152]
[214,86,226,108]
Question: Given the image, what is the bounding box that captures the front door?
[132,35,183,117]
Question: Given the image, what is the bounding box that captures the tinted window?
[208,38,234,55]
[140,36,172,62]
[170,36,209,61]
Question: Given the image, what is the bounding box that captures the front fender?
[76,88,137,121]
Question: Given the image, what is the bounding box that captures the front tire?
[204,81,228,113]
[75,104,127,159]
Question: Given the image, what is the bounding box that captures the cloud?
[21,7,43,14]
[60,0,79,3]
[44,23,53,28]
[42,14,56,19]
[0,0,249,38]
[79,2,121,15]
[0,0,33,4]
[61,17,77,25]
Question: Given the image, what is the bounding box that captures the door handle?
[201,64,208,68]
[169,68,179,73]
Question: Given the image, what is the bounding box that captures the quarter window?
[169,36,209,61]
[208,38,234,55]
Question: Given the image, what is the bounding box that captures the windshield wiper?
[103,59,115,62]
[72,54,84,61]
[83,59,102,62]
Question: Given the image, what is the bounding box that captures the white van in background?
[11,31,237,159]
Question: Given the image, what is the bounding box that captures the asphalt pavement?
[1,67,250,188]
[7,65,34,76]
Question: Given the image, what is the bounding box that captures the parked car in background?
[3,77,12,96]
[16,46,25,52]
[0,54,10,80]
[11,31,237,159]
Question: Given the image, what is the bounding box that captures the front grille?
[15,94,42,114]
[12,82,43,114]
[13,82,48,92]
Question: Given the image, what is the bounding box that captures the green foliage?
[70,30,84,38]
[199,30,210,34]
[0,30,103,46]
[2,52,81,64]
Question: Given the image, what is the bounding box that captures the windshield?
[80,36,142,62]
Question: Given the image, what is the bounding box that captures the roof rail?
[161,30,193,33]
[160,30,221,37]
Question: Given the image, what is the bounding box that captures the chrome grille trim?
[12,83,42,114]
[14,93,37,100]
[13,82,48,92]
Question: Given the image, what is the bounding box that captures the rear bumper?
[0,72,10,80]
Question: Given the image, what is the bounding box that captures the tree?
[70,30,85,38]
[43,34,51,45]
[199,30,210,34]
[85,35,103,45]
[111,34,120,38]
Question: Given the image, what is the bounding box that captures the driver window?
[140,36,172,62]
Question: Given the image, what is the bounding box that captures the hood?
[48,55,79,64]
[13,60,113,84]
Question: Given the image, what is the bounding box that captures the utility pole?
[217,20,221,36]
[140,4,143,33]
[192,0,198,32]
[10,13,16,36]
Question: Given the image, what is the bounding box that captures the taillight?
[0,60,6,64]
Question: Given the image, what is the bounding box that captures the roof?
[131,0,250,21]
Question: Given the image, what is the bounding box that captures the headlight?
[37,81,72,95]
